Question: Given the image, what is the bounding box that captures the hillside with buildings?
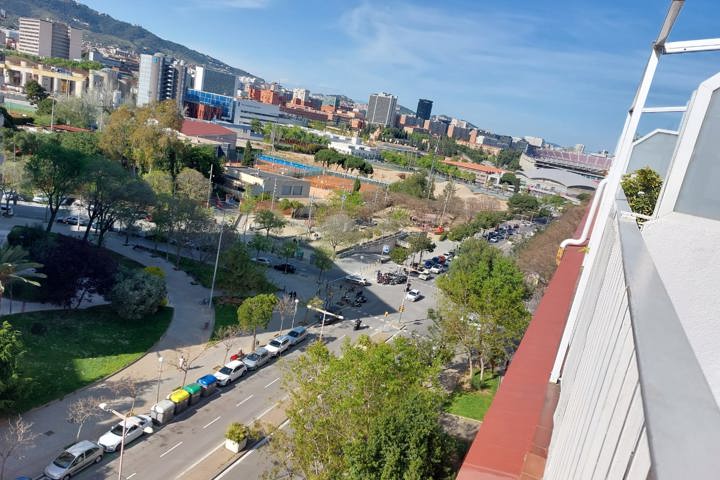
[0,0,257,78]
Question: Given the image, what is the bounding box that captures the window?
[292,185,304,196]
[280,185,292,196]
[675,88,720,220]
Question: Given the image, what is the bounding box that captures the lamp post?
[291,298,299,328]
[98,403,151,480]
[155,355,164,404]
[209,209,228,306]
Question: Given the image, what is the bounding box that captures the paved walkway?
[0,219,325,479]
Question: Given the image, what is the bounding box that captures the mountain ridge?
[0,0,260,79]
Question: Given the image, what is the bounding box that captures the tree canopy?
[389,172,434,199]
[237,293,277,351]
[266,338,456,479]
[621,166,663,217]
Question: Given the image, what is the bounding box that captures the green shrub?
[226,422,249,443]
[110,270,167,320]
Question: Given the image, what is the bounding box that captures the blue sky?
[79,0,720,151]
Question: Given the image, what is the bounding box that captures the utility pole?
[427,138,438,200]
[270,177,278,210]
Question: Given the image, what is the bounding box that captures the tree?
[173,346,210,387]
[143,170,174,197]
[25,137,87,231]
[242,140,255,167]
[352,177,361,192]
[311,247,333,281]
[275,293,295,331]
[110,270,167,320]
[38,235,118,309]
[0,416,37,480]
[436,238,529,380]
[79,157,128,242]
[254,209,286,237]
[0,244,45,314]
[320,213,357,254]
[218,241,273,300]
[66,397,104,442]
[264,338,455,479]
[248,234,272,258]
[0,321,27,413]
[52,96,100,129]
[389,246,409,264]
[237,294,277,351]
[0,160,27,211]
[251,119,263,134]
[621,166,663,217]
[408,232,435,264]
[99,105,136,169]
[107,178,156,246]
[389,171,433,199]
[279,241,296,268]
[215,325,240,365]
[179,144,222,181]
[500,172,520,193]
[24,80,48,105]
[176,167,208,203]
[507,193,540,215]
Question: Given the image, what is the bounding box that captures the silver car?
[44,440,104,479]
[242,347,271,370]
[265,335,291,356]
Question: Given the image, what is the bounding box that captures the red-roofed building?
[443,159,505,186]
[179,118,237,160]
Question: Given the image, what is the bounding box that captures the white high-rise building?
[18,17,83,60]
[292,88,310,102]
[366,92,398,127]
[137,53,187,109]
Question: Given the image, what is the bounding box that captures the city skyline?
[77,0,720,151]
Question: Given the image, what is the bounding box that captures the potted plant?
[225,422,249,453]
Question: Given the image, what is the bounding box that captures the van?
[286,326,308,345]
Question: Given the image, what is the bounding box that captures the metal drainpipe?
[556,178,609,264]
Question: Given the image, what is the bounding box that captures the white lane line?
[256,405,275,420]
[338,334,346,342]
[264,377,280,389]
[174,441,225,479]
[202,415,221,429]
[127,474,137,479]
[160,441,183,458]
[236,394,254,407]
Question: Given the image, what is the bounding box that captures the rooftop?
[180,118,236,138]
[442,160,505,175]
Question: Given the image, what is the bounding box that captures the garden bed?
[445,372,501,422]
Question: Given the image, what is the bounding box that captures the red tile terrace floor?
[456,213,589,480]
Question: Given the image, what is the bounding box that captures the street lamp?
[307,303,343,340]
[98,403,152,480]
[155,355,164,404]
[209,209,228,306]
[291,298,299,329]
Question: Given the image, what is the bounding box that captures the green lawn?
[6,305,173,412]
[446,373,501,422]
[177,256,214,288]
[212,302,239,340]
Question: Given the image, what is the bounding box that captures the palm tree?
[0,244,45,314]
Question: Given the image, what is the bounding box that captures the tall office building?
[366,92,397,126]
[292,88,310,103]
[194,66,238,97]
[137,53,187,109]
[18,17,83,60]
[416,98,433,120]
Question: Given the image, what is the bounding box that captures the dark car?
[317,306,343,324]
[273,263,296,274]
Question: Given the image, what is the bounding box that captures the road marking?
[127,474,137,479]
[160,441,183,458]
[202,415,221,429]
[264,377,280,389]
[256,405,275,420]
[175,441,225,479]
[236,394,254,407]
[338,334,346,342]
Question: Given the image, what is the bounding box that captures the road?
[5,202,450,479]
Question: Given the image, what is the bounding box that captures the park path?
[1,225,216,479]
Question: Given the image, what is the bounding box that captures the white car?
[265,335,291,356]
[213,359,247,386]
[418,270,432,281]
[242,347,272,370]
[405,289,422,302]
[97,415,153,453]
[429,265,444,274]
[345,274,369,285]
[252,257,271,266]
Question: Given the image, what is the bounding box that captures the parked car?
[265,335,291,356]
[32,194,49,203]
[345,274,369,286]
[242,347,271,370]
[286,326,308,345]
[213,359,248,386]
[273,263,296,274]
[405,289,422,302]
[44,440,104,479]
[97,415,153,452]
[0,205,13,217]
[252,257,271,266]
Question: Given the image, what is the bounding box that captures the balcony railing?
[545,193,720,479]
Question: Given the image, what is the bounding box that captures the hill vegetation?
[0,0,257,78]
